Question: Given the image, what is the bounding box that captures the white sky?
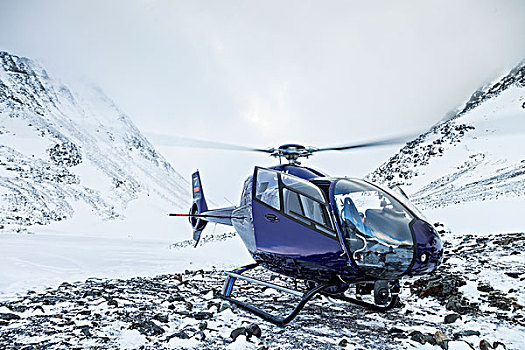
[1,0,525,204]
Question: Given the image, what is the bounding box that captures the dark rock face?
[48,142,82,167]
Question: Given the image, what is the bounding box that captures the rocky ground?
[0,230,523,350]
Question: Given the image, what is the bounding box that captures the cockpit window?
[255,168,280,210]
[333,179,415,279]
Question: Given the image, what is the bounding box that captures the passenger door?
[252,167,343,268]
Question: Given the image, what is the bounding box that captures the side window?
[255,169,280,210]
[300,196,326,225]
[283,187,332,229]
[283,189,302,216]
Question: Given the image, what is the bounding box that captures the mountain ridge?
[0,51,189,230]
[367,60,525,212]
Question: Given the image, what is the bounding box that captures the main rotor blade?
[313,133,420,152]
[145,132,273,153]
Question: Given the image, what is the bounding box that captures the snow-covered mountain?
[0,51,189,231]
[367,60,525,231]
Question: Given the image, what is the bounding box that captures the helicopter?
[169,138,443,326]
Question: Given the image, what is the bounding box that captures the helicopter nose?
[409,220,443,276]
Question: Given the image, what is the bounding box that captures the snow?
[0,226,253,300]
[424,196,525,234]
[118,329,146,349]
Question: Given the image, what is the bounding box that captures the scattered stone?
[78,325,91,337]
[434,331,450,349]
[444,313,462,324]
[246,323,262,338]
[198,321,208,331]
[193,311,213,320]
[480,339,490,350]
[504,272,520,279]
[409,330,436,345]
[153,313,169,323]
[338,338,349,347]
[130,320,165,336]
[493,341,506,349]
[230,327,247,341]
[0,313,20,321]
[453,330,481,339]
[167,296,185,302]
[167,330,190,340]
[196,330,206,341]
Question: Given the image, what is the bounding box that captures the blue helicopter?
[170,140,443,326]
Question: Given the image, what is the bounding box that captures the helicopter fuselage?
[190,164,442,286]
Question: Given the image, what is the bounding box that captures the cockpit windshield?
[333,179,415,279]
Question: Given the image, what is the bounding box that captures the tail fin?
[169,170,240,247]
[190,171,208,244]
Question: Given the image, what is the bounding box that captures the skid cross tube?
[220,264,335,327]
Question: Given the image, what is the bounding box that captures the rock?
[198,321,208,331]
[153,313,169,323]
[453,330,480,339]
[107,299,118,307]
[246,323,262,338]
[338,338,349,347]
[193,311,212,320]
[409,330,436,345]
[493,341,506,349]
[0,313,21,321]
[78,325,91,337]
[196,330,206,341]
[167,296,185,302]
[230,327,247,341]
[494,238,514,246]
[167,330,190,340]
[412,273,467,302]
[130,320,165,336]
[434,331,450,349]
[480,339,490,350]
[504,272,519,279]
[444,313,462,324]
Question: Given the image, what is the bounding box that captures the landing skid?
[219,264,399,326]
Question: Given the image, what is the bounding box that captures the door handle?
[264,213,279,223]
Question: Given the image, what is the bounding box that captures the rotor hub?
[269,144,317,164]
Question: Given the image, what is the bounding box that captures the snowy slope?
[0,51,189,231]
[367,61,525,233]
[0,51,254,300]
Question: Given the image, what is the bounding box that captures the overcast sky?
[1,0,525,203]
